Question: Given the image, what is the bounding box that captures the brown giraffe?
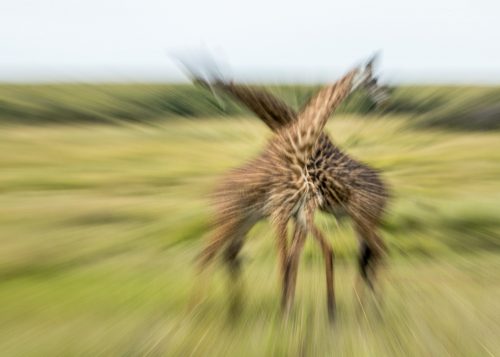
[195,56,389,294]
[185,58,384,319]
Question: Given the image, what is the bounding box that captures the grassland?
[2,83,500,130]
[0,115,499,356]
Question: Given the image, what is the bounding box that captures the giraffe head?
[353,53,391,108]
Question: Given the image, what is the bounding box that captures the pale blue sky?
[1,0,499,83]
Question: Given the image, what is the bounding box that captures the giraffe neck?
[277,69,358,169]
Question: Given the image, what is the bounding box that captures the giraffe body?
[189,57,389,317]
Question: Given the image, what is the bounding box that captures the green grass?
[0,83,373,124]
[0,116,499,356]
[2,83,499,130]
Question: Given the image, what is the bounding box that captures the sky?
[1,0,499,83]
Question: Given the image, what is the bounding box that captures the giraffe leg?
[283,222,307,316]
[365,229,387,315]
[352,219,388,319]
[353,235,370,319]
[192,215,253,313]
[309,221,336,321]
[197,219,236,269]
[189,221,235,311]
[357,239,374,290]
[221,215,257,318]
[223,236,245,318]
[274,218,290,312]
[354,221,386,291]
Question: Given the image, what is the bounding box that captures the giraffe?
[189,56,390,294]
[187,59,383,319]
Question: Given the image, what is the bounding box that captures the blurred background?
[1,1,499,356]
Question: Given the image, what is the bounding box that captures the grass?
[0,115,499,356]
[2,83,500,130]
